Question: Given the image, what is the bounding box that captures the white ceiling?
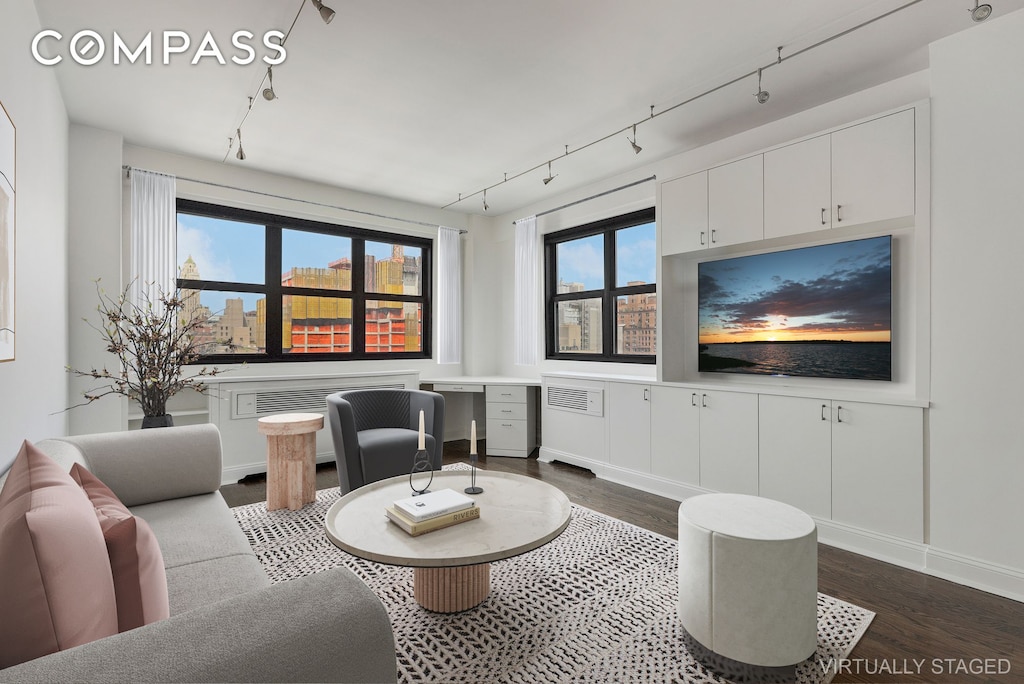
[32,0,1023,216]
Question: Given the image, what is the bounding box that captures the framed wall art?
[0,99,14,362]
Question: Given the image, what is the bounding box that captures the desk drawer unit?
[485,385,536,458]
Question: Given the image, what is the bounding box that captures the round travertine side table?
[257,413,324,511]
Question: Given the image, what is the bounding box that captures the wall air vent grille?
[253,384,404,415]
[546,385,604,417]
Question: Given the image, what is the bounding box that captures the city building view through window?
[176,204,427,360]
[547,210,656,361]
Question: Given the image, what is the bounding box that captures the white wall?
[928,10,1024,584]
[0,1,70,456]
[67,125,125,435]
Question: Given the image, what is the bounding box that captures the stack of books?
[386,488,480,536]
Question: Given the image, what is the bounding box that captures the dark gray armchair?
[326,389,445,494]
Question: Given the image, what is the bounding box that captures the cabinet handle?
[836,405,844,423]
[711,229,717,244]
[701,394,708,408]
[836,204,843,223]
[821,208,827,225]
[502,423,513,427]
[501,392,512,396]
[453,386,463,390]
[821,404,828,421]
[501,409,512,413]
[700,231,706,246]
[643,388,649,401]
[691,393,697,407]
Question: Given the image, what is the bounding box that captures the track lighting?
[311,0,336,24]
[262,67,277,101]
[235,129,246,161]
[627,124,642,154]
[482,189,489,211]
[969,0,993,21]
[543,161,557,185]
[754,68,770,105]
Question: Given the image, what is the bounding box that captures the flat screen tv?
[698,235,892,381]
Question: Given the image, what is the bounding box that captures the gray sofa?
[0,424,397,683]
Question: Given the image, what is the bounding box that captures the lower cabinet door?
[698,390,759,495]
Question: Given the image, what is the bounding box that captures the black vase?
[141,414,174,429]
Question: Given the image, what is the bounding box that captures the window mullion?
[266,225,282,357]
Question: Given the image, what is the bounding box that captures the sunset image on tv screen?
[698,236,891,380]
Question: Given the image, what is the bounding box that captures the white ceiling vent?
[546,385,604,417]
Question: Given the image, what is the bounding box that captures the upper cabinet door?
[831,109,915,228]
[660,171,708,255]
[764,134,832,239]
[708,155,763,248]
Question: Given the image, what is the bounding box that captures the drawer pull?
[501,409,513,413]
[502,423,513,427]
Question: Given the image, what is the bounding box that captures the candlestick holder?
[464,453,483,495]
[409,448,433,495]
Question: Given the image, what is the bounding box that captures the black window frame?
[177,199,432,364]
[544,207,656,363]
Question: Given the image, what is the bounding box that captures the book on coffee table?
[392,488,475,522]
[385,504,481,536]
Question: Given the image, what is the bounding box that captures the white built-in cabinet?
[660,172,707,254]
[650,385,699,485]
[708,155,764,248]
[543,374,925,546]
[662,107,917,254]
[764,109,915,238]
[830,400,923,541]
[609,382,652,472]
[484,384,536,458]
[691,389,759,495]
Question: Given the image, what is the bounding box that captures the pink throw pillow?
[70,463,170,632]
[0,441,119,668]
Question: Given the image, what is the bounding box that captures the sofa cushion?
[0,441,119,668]
[70,463,170,632]
[129,492,269,614]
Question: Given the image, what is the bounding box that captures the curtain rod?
[122,165,467,234]
[514,175,656,224]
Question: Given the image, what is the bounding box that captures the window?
[176,199,431,362]
[545,208,656,362]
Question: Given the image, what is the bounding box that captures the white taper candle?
[418,409,425,449]
[470,419,477,455]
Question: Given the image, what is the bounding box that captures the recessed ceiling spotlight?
[311,0,336,24]
[754,68,770,105]
[969,0,993,21]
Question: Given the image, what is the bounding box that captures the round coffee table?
[324,470,571,612]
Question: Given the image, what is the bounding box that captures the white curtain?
[130,169,177,306]
[437,226,462,364]
[513,216,539,366]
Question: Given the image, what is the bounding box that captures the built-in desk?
[424,377,540,458]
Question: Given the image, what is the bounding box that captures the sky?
[176,213,419,315]
[556,221,656,290]
[698,236,891,344]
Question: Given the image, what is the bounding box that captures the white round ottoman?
[677,493,817,668]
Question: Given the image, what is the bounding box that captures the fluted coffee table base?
[413,563,490,613]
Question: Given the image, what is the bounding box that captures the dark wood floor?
[221,441,1024,684]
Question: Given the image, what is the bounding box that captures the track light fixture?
[754,68,770,104]
[543,161,557,185]
[969,0,993,21]
[262,67,277,101]
[311,0,336,24]
[235,129,246,161]
[482,189,489,211]
[627,124,642,154]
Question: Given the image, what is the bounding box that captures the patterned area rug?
[232,473,873,684]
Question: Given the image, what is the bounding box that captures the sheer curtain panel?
[514,216,538,366]
[437,226,462,364]
[130,169,177,306]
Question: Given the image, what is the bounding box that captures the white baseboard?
[925,547,1024,604]
[538,446,1024,604]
